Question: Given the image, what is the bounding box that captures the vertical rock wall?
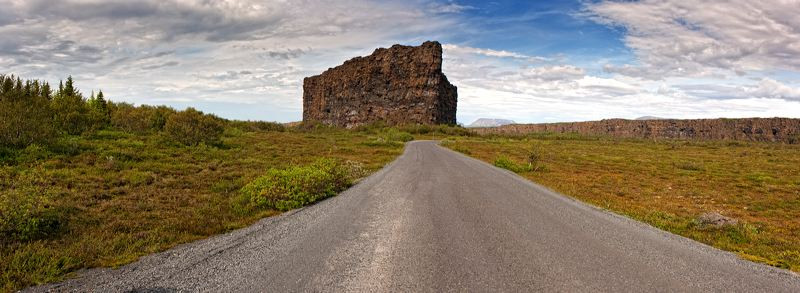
[302,41,457,128]
[473,118,800,143]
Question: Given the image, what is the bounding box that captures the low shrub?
[361,129,414,147]
[352,121,389,134]
[110,103,151,133]
[238,158,359,211]
[493,155,533,173]
[441,140,472,155]
[397,124,475,136]
[0,186,64,243]
[294,121,336,132]
[527,144,546,172]
[384,129,414,142]
[676,161,704,171]
[362,137,403,147]
[229,120,286,133]
[110,103,176,133]
[15,144,52,165]
[164,108,225,146]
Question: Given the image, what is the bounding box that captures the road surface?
[35,141,800,292]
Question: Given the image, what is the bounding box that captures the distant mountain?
[635,116,669,120]
[467,118,516,128]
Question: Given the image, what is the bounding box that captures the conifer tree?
[88,89,110,128]
[0,74,56,146]
[51,75,91,135]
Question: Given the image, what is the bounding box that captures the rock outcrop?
[697,212,738,228]
[302,41,457,128]
[473,118,800,143]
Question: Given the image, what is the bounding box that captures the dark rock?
[302,41,457,128]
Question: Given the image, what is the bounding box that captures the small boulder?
[697,212,738,228]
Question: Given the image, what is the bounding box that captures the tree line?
[0,74,237,147]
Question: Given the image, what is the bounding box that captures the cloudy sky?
[2,0,800,124]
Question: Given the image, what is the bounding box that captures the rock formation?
[473,118,800,143]
[302,41,457,128]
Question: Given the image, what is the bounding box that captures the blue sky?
[2,0,800,124]
[451,1,627,56]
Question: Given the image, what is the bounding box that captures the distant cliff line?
[473,118,800,143]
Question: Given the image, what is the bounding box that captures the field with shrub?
[442,134,800,272]
[1,75,461,291]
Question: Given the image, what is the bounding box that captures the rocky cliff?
[302,41,457,128]
[473,118,800,143]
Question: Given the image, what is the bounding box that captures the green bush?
[238,158,355,211]
[15,144,52,165]
[229,120,286,132]
[362,137,403,147]
[359,123,475,137]
[164,108,225,146]
[361,128,415,147]
[0,186,64,243]
[384,129,414,142]
[109,103,150,133]
[493,155,533,173]
[109,103,176,133]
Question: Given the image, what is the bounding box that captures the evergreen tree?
[51,76,91,135]
[0,75,56,147]
[42,82,51,99]
[88,89,110,129]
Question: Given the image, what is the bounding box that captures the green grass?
[493,155,533,173]
[238,158,361,211]
[442,134,800,272]
[0,126,405,292]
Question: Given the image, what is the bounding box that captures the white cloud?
[586,0,800,79]
[0,0,465,121]
[428,2,475,14]
[746,78,800,101]
[2,0,799,123]
[524,65,585,81]
[444,43,800,123]
[442,44,548,62]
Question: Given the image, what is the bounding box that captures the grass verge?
[442,133,800,272]
[0,126,407,292]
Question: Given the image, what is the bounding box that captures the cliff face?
[473,118,800,143]
[302,41,457,128]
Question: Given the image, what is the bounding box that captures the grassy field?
[6,123,797,291]
[0,124,423,291]
[442,133,800,272]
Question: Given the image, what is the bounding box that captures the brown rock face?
[473,118,800,143]
[303,41,457,128]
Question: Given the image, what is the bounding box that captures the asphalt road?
[35,140,800,292]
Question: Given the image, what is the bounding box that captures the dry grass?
[0,126,404,291]
[442,133,800,271]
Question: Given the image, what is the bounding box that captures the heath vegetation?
[443,133,800,272]
[0,75,406,291]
